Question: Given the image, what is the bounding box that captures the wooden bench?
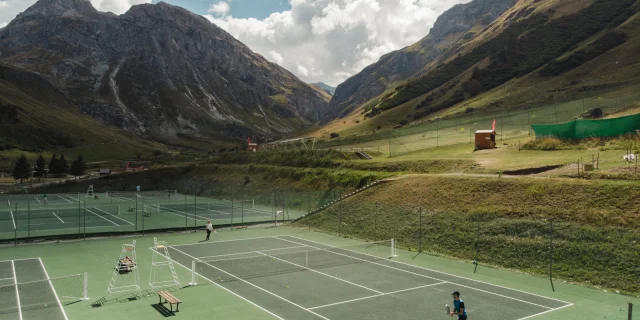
[157,290,181,312]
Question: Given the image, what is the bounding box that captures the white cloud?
[268,50,284,65]
[90,0,151,15]
[208,1,230,17]
[207,0,470,86]
[0,22,7,28]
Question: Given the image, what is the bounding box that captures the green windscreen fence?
[532,114,640,139]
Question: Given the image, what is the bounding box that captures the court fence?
[0,189,346,244]
[297,202,640,295]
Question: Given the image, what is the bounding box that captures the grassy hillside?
[296,175,640,294]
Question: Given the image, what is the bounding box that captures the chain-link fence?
[298,202,640,295]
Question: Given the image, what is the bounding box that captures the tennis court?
[160,235,572,320]
[0,258,86,320]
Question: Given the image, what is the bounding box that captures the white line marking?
[195,246,309,260]
[198,206,230,215]
[286,236,572,306]
[57,195,72,203]
[63,195,79,202]
[170,236,279,248]
[256,250,382,294]
[52,212,65,224]
[163,206,211,221]
[276,236,556,311]
[34,197,41,203]
[149,249,285,320]
[309,282,447,310]
[10,210,16,230]
[85,208,119,226]
[94,207,134,226]
[39,258,69,320]
[0,258,40,263]
[170,246,330,320]
[112,195,135,202]
[0,277,14,281]
[517,303,574,319]
[11,260,23,320]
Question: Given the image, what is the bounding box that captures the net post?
[189,260,197,286]
[391,238,397,257]
[83,272,89,300]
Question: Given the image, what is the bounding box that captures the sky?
[0,0,469,87]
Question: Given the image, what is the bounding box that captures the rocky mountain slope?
[0,0,329,147]
[321,0,640,138]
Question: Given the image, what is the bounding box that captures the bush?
[330,132,340,139]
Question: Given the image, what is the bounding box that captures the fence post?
[338,191,342,237]
[27,200,30,240]
[374,202,378,241]
[14,202,18,246]
[78,196,81,238]
[549,219,555,292]
[628,302,633,320]
[419,208,423,253]
[474,215,480,274]
[83,201,86,240]
[135,195,138,233]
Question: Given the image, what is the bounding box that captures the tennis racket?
[445,304,450,314]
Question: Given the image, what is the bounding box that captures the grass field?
[0,227,636,320]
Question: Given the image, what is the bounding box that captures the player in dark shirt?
[450,290,468,320]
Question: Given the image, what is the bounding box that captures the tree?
[49,154,60,175]
[69,155,86,180]
[59,154,69,175]
[34,155,47,180]
[12,154,31,183]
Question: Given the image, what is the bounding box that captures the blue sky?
[153,0,290,19]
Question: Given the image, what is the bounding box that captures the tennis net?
[0,273,88,315]
[190,239,396,284]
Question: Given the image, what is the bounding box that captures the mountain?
[0,0,330,148]
[311,82,336,96]
[322,0,640,137]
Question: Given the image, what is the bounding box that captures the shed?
[475,130,496,150]
[99,169,112,176]
[247,143,259,152]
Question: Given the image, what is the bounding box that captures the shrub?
[330,132,340,139]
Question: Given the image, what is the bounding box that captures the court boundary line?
[0,277,14,281]
[161,206,211,221]
[517,303,574,320]
[255,250,383,294]
[52,212,65,224]
[10,209,16,230]
[34,196,41,203]
[11,260,23,320]
[85,208,119,226]
[0,258,41,263]
[57,195,73,204]
[281,235,572,305]
[39,258,69,320]
[308,281,448,310]
[276,236,561,312]
[93,207,134,226]
[196,245,309,260]
[170,236,276,247]
[170,246,331,320]
[149,248,285,320]
[111,194,135,202]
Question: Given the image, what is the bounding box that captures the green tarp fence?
[532,114,640,139]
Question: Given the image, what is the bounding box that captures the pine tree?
[59,154,69,175]
[12,154,32,183]
[70,155,87,179]
[49,154,60,175]
[34,155,47,180]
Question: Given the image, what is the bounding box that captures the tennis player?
[205,220,214,241]
[450,291,467,319]
[43,193,48,204]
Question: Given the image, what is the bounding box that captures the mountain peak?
[22,0,97,18]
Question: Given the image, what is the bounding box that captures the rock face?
[0,0,329,142]
[327,0,517,119]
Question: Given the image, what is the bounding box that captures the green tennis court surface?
[0,227,636,320]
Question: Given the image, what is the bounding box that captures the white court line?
[197,206,230,215]
[276,236,557,311]
[309,281,447,310]
[57,195,73,203]
[52,212,65,224]
[34,197,41,203]
[163,206,213,221]
[150,248,285,320]
[0,277,14,281]
[196,245,309,260]
[256,250,382,294]
[39,258,69,320]
[10,210,16,230]
[517,303,574,320]
[0,258,40,263]
[11,260,23,320]
[85,208,119,226]
[112,195,135,202]
[171,236,276,248]
[281,235,573,305]
[63,195,79,202]
[94,207,134,226]
[170,246,330,320]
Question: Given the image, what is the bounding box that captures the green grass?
[296,175,640,294]
[0,227,636,320]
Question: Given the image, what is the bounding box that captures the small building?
[247,143,259,152]
[99,169,112,176]
[475,130,496,150]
